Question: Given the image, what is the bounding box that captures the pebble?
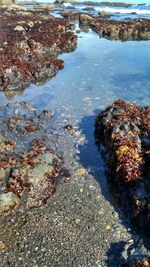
[64,124,74,131]
[105,225,111,230]
[0,242,5,250]
[75,167,87,176]
[74,131,81,137]
[98,208,104,215]
[75,218,81,224]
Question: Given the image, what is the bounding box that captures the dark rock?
[64,124,74,131]
[95,99,150,237]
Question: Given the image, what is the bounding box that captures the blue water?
[0,26,150,197]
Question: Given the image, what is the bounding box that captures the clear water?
[0,30,150,194]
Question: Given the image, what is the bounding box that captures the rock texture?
[79,14,150,40]
[0,101,69,216]
[0,7,77,91]
[95,99,150,266]
[95,99,150,237]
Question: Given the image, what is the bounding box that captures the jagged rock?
[95,100,150,237]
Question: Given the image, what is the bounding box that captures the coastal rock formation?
[0,0,14,5]
[0,7,77,91]
[95,99,150,237]
[66,1,132,8]
[79,14,150,40]
[60,9,150,41]
[0,101,69,215]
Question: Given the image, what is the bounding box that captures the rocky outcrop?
[60,10,150,41]
[66,1,132,8]
[0,7,77,91]
[79,14,150,40]
[95,99,150,237]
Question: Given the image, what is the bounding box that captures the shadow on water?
[106,241,126,267]
[77,109,111,200]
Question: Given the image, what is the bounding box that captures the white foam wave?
[95,6,150,15]
[63,3,73,8]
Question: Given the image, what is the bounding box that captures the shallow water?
[0,30,150,199]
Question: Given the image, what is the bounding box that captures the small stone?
[28,21,34,28]
[75,167,86,176]
[14,25,25,32]
[77,136,85,143]
[0,192,21,215]
[106,225,111,230]
[80,188,83,193]
[64,216,70,222]
[75,218,80,224]
[74,131,81,137]
[98,208,104,215]
[0,242,5,250]
[64,124,74,131]
[143,260,149,266]
[128,239,134,244]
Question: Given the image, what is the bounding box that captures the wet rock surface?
[95,99,150,266]
[59,8,150,41]
[79,14,150,40]
[0,101,69,215]
[0,7,77,91]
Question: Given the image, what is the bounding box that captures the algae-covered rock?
[0,7,77,92]
[95,99,150,237]
[0,101,70,216]
[0,192,20,215]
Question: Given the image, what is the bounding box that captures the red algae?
[95,99,150,237]
[0,101,70,215]
[0,7,77,91]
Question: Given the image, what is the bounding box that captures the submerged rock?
[0,192,21,215]
[121,239,150,266]
[0,101,69,216]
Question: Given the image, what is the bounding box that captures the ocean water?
[0,30,150,186]
[22,0,150,19]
